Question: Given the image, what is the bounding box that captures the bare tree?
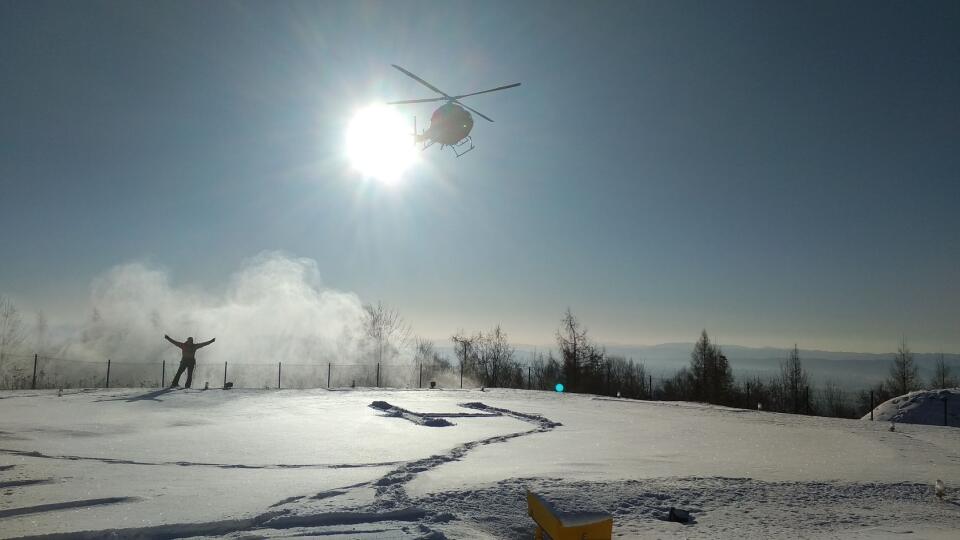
[530,350,561,390]
[557,309,589,392]
[887,337,920,396]
[741,376,771,411]
[413,338,437,365]
[689,330,732,404]
[451,326,519,388]
[819,379,854,418]
[451,331,479,383]
[779,344,813,414]
[0,295,27,371]
[931,353,956,389]
[689,331,710,401]
[413,338,451,381]
[474,324,516,388]
[662,366,694,401]
[363,301,411,364]
[607,355,647,399]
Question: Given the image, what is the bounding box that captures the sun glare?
[345,104,418,184]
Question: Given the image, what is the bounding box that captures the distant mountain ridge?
[603,342,960,363]
[601,344,960,388]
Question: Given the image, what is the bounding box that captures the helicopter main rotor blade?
[455,100,494,122]
[386,97,449,105]
[453,82,521,100]
[391,64,451,98]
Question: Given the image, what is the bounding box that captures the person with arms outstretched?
[165,334,215,388]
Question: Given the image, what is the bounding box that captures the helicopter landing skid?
[451,136,474,157]
[419,136,473,157]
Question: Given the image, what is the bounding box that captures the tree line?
[433,308,957,420]
[445,310,651,399]
[2,293,957,412]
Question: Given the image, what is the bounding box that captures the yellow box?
[527,490,613,540]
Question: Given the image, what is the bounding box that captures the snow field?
[0,387,957,538]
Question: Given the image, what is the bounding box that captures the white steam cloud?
[65,253,374,368]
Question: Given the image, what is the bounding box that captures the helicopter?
[387,64,520,157]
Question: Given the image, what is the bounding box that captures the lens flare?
[345,104,417,184]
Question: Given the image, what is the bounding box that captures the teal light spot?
[555,383,564,393]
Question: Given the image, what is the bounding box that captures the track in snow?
[5,401,558,539]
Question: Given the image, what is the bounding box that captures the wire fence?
[0,354,453,391]
[2,353,945,424]
[0,353,851,396]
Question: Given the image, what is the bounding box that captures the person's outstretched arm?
[164,334,182,346]
[197,338,216,348]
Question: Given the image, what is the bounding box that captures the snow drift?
[862,388,960,427]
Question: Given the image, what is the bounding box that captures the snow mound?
[862,388,960,427]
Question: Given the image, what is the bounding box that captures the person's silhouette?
[165,335,215,388]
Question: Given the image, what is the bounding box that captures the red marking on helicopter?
[387,64,521,157]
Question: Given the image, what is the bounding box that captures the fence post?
[870,391,874,421]
[528,366,531,390]
[278,362,282,390]
[649,375,653,399]
[460,340,466,389]
[419,362,422,389]
[376,362,380,387]
[327,362,331,389]
[946,396,949,427]
[32,354,38,390]
[161,360,165,388]
[223,361,227,389]
[106,359,111,389]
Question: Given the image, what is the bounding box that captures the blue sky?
[1,1,958,352]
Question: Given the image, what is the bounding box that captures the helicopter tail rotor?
[410,116,431,147]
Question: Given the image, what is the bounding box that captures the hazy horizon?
[9,252,959,359]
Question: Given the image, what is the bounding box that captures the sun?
[345,104,418,184]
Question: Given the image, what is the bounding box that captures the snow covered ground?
[0,387,958,539]
[863,389,960,428]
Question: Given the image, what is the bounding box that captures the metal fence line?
[0,353,880,393]
[0,354,441,392]
[2,352,943,422]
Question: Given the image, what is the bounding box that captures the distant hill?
[602,344,960,389]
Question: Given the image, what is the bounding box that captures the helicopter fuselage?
[420,103,474,146]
